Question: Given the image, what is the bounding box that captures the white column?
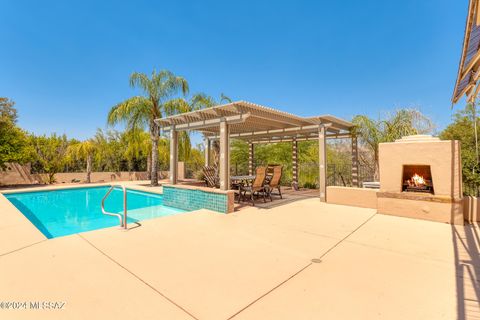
[170,128,178,185]
[219,121,230,190]
[204,138,211,167]
[319,125,327,202]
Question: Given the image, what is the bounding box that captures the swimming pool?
[4,186,188,239]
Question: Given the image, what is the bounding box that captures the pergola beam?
[247,133,351,144]
[206,124,348,141]
[160,113,251,132]
[245,112,307,128]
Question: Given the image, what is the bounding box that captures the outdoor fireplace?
[377,135,463,225]
[402,165,434,194]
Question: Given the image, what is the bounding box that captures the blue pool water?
[4,186,188,238]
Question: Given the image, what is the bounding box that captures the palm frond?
[129,72,153,97]
[220,93,232,103]
[158,71,189,100]
[164,98,191,117]
[107,96,152,131]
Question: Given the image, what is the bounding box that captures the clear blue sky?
[0,0,468,140]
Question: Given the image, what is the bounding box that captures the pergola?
[155,101,356,202]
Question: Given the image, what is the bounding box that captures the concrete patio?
[1,183,479,319]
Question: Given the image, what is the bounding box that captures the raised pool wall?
[162,185,235,214]
[327,187,378,209]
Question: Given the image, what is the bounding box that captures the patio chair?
[265,165,283,200]
[266,164,280,184]
[240,167,268,206]
[202,166,219,188]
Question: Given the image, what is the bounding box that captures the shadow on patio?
[452,223,480,319]
[234,187,320,211]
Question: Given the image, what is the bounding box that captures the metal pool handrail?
[101,184,128,229]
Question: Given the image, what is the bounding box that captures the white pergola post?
[204,138,211,167]
[351,135,359,187]
[248,141,254,175]
[219,121,230,190]
[292,138,299,190]
[319,125,327,202]
[170,127,178,185]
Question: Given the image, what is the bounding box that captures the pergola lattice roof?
[155,101,353,143]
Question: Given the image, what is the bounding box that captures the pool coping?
[0,181,156,195]
[0,182,169,250]
[0,192,47,255]
[0,182,231,249]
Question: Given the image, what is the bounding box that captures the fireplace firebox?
[402,165,434,194]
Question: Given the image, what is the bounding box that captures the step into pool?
[3,186,189,239]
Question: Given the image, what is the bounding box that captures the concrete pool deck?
[1,182,479,319]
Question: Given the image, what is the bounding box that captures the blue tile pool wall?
[163,186,228,213]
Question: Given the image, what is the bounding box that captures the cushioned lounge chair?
[240,167,268,206]
[265,165,283,200]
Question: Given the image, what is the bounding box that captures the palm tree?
[67,140,98,183]
[123,129,152,175]
[108,70,189,186]
[352,109,433,180]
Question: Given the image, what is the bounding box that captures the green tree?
[440,103,480,192]
[352,109,433,180]
[0,97,18,122]
[67,140,99,183]
[108,70,189,186]
[123,129,154,175]
[31,134,69,184]
[0,98,33,169]
[92,129,126,172]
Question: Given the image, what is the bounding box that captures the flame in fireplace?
[411,173,425,186]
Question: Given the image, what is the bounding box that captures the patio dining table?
[230,175,256,183]
[230,175,256,203]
